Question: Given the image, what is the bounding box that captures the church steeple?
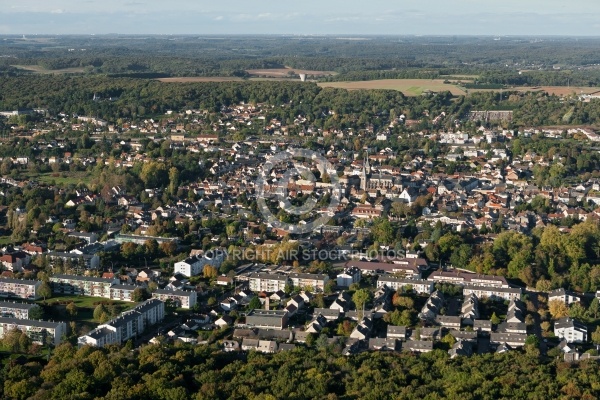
[360,152,370,190]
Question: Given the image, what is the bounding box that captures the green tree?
[592,326,600,345]
[588,297,600,320]
[39,281,52,301]
[490,312,501,325]
[352,289,373,311]
[66,302,78,317]
[248,296,262,310]
[132,287,149,302]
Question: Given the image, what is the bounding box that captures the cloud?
[214,16,223,21]
[51,9,65,14]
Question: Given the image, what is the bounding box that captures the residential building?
[377,276,433,294]
[78,299,165,347]
[548,288,581,305]
[46,252,100,270]
[462,285,521,301]
[109,284,140,302]
[0,278,41,300]
[490,333,527,348]
[174,250,225,277]
[0,318,66,346]
[554,317,588,343]
[337,266,361,287]
[152,289,197,309]
[50,274,118,298]
[0,301,39,319]
[248,273,290,293]
[428,271,509,288]
[288,273,329,292]
[245,309,289,330]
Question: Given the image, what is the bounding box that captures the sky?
[2,0,600,36]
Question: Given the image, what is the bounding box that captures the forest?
[0,340,598,400]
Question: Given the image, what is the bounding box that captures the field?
[318,79,468,96]
[12,65,86,74]
[246,67,336,77]
[512,86,600,96]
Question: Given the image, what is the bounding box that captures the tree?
[168,167,180,195]
[441,333,456,347]
[204,265,218,279]
[29,305,44,320]
[352,289,372,311]
[392,293,414,309]
[93,304,107,322]
[588,297,600,320]
[39,281,52,301]
[132,287,149,302]
[490,312,501,325]
[592,326,600,345]
[248,296,262,310]
[66,302,78,317]
[548,299,569,319]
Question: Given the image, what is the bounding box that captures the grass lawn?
[39,295,137,324]
[34,172,90,187]
[0,236,13,246]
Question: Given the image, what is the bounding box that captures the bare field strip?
[12,65,86,74]
[247,67,336,77]
[318,79,468,96]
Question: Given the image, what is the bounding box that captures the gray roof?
[0,317,63,329]
[51,274,114,284]
[0,278,41,286]
[0,301,37,310]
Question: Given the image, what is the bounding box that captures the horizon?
[2,1,600,36]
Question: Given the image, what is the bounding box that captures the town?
[0,95,600,365]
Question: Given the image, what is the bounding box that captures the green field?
[318,79,469,96]
[39,295,136,324]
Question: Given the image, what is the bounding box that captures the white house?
[174,249,225,277]
[337,266,361,287]
[554,317,588,344]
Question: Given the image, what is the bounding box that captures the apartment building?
[50,274,118,298]
[0,317,66,346]
[151,289,197,309]
[0,278,41,300]
[78,299,165,347]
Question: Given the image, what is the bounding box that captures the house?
[554,317,588,343]
[473,320,492,332]
[349,317,373,340]
[222,340,240,352]
[461,293,479,321]
[245,309,289,330]
[435,315,461,329]
[215,316,233,328]
[490,333,527,347]
[313,308,341,321]
[418,291,445,321]
[337,267,361,287]
[404,340,433,353]
[428,271,509,288]
[548,288,581,305]
[386,325,407,340]
[152,289,197,309]
[449,340,473,358]
[506,299,526,323]
[369,338,398,351]
[0,318,66,346]
[0,251,31,272]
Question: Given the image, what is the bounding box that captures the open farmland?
[318,79,468,96]
[512,86,600,96]
[247,67,336,78]
[12,65,86,74]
